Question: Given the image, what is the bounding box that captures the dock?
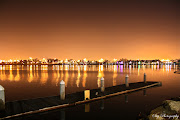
[0,81,161,120]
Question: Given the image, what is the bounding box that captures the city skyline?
[0,57,179,65]
[0,57,179,61]
[0,0,179,60]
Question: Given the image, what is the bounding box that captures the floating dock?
[0,81,161,120]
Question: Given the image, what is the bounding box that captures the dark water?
[0,65,179,119]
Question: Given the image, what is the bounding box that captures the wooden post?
[125,75,129,87]
[144,73,146,83]
[60,80,65,100]
[101,77,105,92]
[0,85,5,111]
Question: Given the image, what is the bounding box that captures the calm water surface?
[0,65,179,119]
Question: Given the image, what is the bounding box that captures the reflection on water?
[0,64,179,101]
[82,66,87,87]
[97,65,104,87]
[0,65,178,84]
[113,65,117,86]
[85,103,90,112]
[76,66,81,87]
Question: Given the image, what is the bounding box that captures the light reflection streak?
[138,65,140,76]
[142,65,145,70]
[175,65,177,71]
[60,65,63,70]
[165,65,169,72]
[36,65,38,71]
[154,65,156,70]
[65,65,69,71]
[9,65,13,81]
[163,65,165,72]
[0,64,176,87]
[82,65,87,87]
[70,71,75,87]
[170,65,172,71]
[60,69,64,80]
[0,65,2,70]
[92,65,96,71]
[40,65,48,85]
[55,69,60,86]
[120,65,123,73]
[76,66,81,87]
[72,65,74,71]
[64,70,69,87]
[14,66,20,81]
[28,65,33,83]
[157,65,159,70]
[113,65,117,86]
[129,65,131,74]
[97,65,104,87]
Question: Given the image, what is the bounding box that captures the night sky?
[0,0,179,60]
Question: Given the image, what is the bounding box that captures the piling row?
[59,73,148,100]
[0,73,148,110]
[0,73,161,120]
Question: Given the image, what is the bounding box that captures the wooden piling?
[125,75,129,87]
[0,85,5,111]
[60,80,65,100]
[101,77,105,92]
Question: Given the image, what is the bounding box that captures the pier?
[0,79,162,120]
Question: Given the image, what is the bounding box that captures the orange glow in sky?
[0,0,179,60]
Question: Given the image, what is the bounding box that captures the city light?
[113,59,117,62]
[84,58,87,62]
[0,57,179,65]
[99,58,104,63]
[161,59,170,62]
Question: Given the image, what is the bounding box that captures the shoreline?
[0,63,179,66]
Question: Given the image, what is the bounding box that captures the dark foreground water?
[0,65,179,119]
